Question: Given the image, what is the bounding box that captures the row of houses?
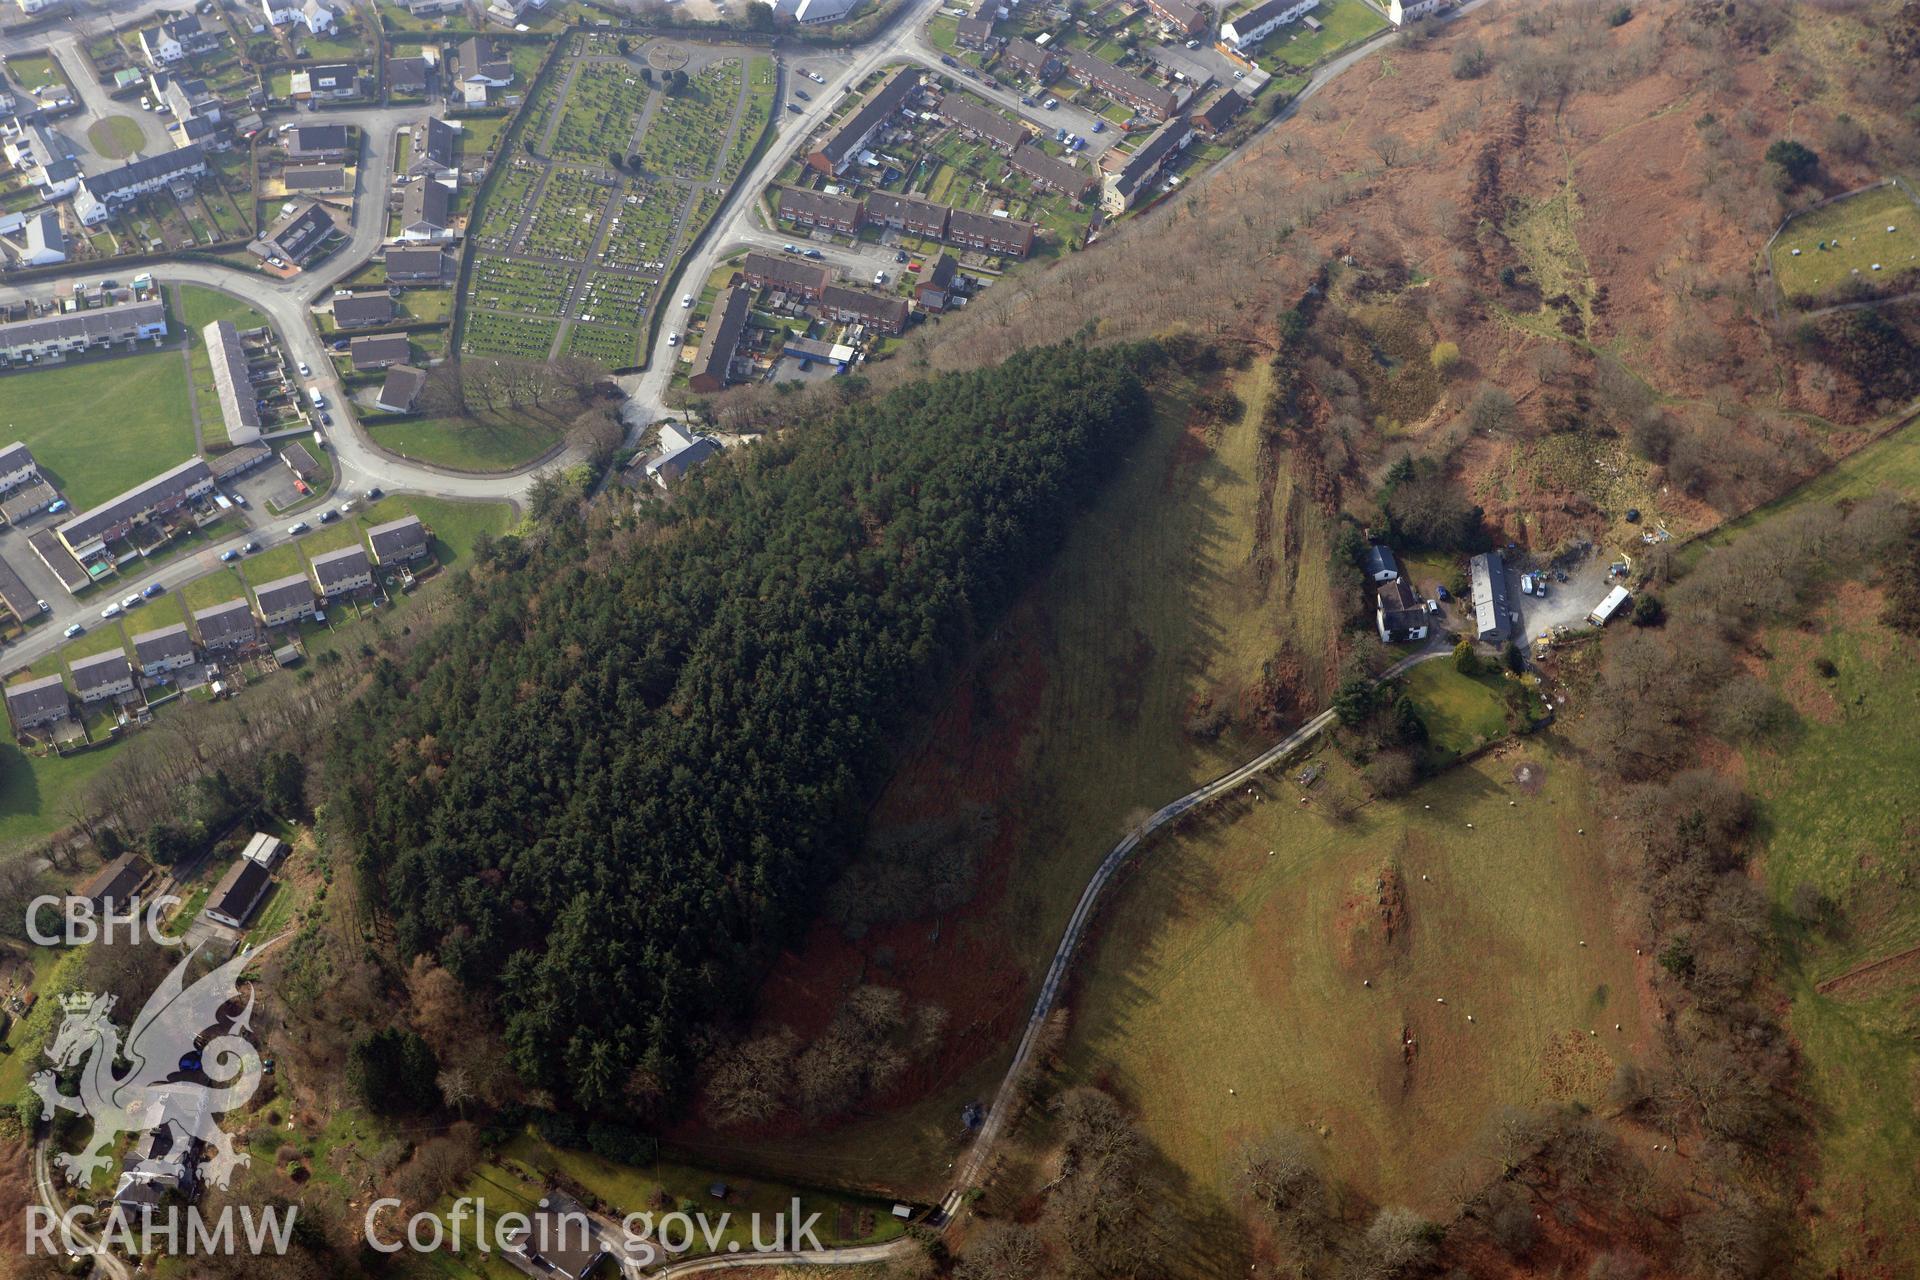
[6,517,431,735]
[0,297,168,364]
[779,186,1038,258]
[807,67,924,176]
[1001,41,1186,121]
[738,252,913,330]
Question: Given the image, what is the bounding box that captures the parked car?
[873,270,887,285]
[141,583,164,599]
[101,603,122,619]
[804,248,823,259]
[1044,97,1058,109]
[939,53,956,66]
[895,250,907,262]
[36,599,49,613]
[46,499,67,514]
[288,521,310,535]
[244,541,260,554]
[63,623,83,638]
[365,487,383,501]
[320,412,333,427]
[319,510,339,524]
[782,243,798,253]
[231,492,247,508]
[1020,95,1035,106]
[121,594,143,610]
[795,88,810,100]
[681,293,693,308]
[787,104,802,114]
[807,70,825,83]
[1186,38,1200,48]
[297,361,310,376]
[220,549,239,563]
[1092,120,1105,133]
[666,332,680,347]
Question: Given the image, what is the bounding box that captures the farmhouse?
[777,187,864,235]
[914,253,959,311]
[203,857,271,930]
[73,146,208,225]
[383,247,445,280]
[819,285,910,336]
[367,515,428,564]
[349,334,411,370]
[0,298,168,362]
[204,321,263,446]
[194,598,258,651]
[688,287,750,395]
[504,1194,606,1280]
[1221,0,1316,51]
[1147,0,1212,34]
[77,852,150,911]
[646,423,722,490]
[5,672,69,732]
[285,123,350,160]
[310,544,373,597]
[132,623,196,678]
[740,251,831,301]
[1469,551,1511,642]
[807,68,920,175]
[70,651,135,704]
[397,178,453,241]
[253,572,316,627]
[1063,51,1178,120]
[1011,143,1095,201]
[56,459,215,559]
[1375,578,1429,644]
[864,191,949,238]
[331,292,395,328]
[376,364,427,412]
[940,97,1028,151]
[1100,119,1190,214]
[945,207,1035,258]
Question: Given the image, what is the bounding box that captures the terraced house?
[945,207,1035,258]
[1099,116,1192,214]
[5,673,69,733]
[819,285,910,336]
[741,252,831,301]
[807,68,921,175]
[203,320,263,446]
[1063,50,1179,120]
[55,459,214,560]
[1011,142,1095,201]
[777,187,864,235]
[938,97,1029,151]
[864,192,950,239]
[689,287,750,395]
[0,299,168,362]
[74,146,208,225]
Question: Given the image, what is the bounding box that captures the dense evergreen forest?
[326,343,1156,1109]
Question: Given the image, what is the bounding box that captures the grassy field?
[0,351,197,510]
[369,414,559,472]
[1741,594,1920,1273]
[1770,183,1920,304]
[3,53,61,92]
[1680,409,1920,564]
[0,743,122,850]
[1060,735,1646,1220]
[1243,0,1385,69]
[703,365,1352,1191]
[1402,661,1512,761]
[86,115,144,160]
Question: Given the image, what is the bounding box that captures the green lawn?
[0,743,122,851]
[1771,183,1920,305]
[0,946,86,1109]
[0,351,197,510]
[368,414,560,472]
[353,495,515,565]
[177,284,269,332]
[1242,0,1386,69]
[86,115,145,160]
[1401,660,1512,761]
[4,53,61,92]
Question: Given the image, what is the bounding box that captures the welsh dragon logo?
[31,944,264,1191]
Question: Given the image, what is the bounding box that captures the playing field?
[1770,183,1920,304]
[0,352,196,510]
[1061,736,1647,1217]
